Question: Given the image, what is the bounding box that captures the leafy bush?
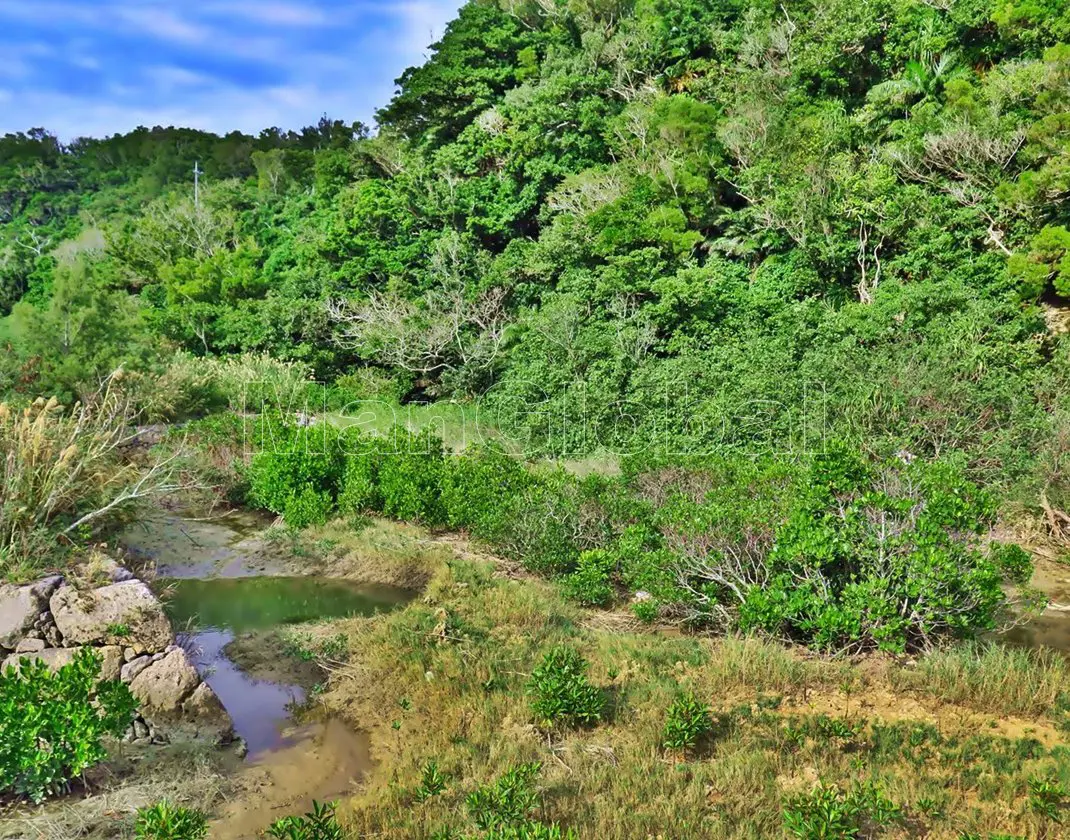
[266,800,344,840]
[0,648,136,802]
[783,782,902,839]
[246,421,345,527]
[500,470,584,575]
[561,549,615,606]
[662,693,713,751]
[527,646,604,728]
[466,763,542,831]
[376,428,447,523]
[441,444,531,539]
[1028,776,1066,822]
[134,800,209,840]
[658,448,1032,652]
[336,434,390,514]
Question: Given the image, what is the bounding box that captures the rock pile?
[0,557,233,747]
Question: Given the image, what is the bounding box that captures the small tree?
[527,646,604,728]
[662,693,713,752]
[0,648,137,802]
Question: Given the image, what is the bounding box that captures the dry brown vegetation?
[314,554,1070,839]
[0,381,182,581]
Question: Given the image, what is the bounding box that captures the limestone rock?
[128,649,200,713]
[3,647,79,673]
[121,654,152,683]
[0,584,45,649]
[14,638,46,654]
[50,581,172,653]
[30,576,64,602]
[99,645,125,681]
[179,682,235,744]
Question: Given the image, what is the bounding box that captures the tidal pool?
[161,575,412,632]
[157,575,411,756]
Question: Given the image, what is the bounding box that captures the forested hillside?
[2,0,1068,482]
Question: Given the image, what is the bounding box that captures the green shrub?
[662,693,713,751]
[246,421,346,526]
[631,599,659,622]
[501,470,584,575]
[527,646,604,728]
[337,434,390,514]
[783,782,902,839]
[657,448,1032,652]
[1028,776,1066,822]
[561,549,615,606]
[0,648,136,802]
[376,428,447,523]
[466,763,542,831]
[134,800,209,840]
[266,800,343,840]
[614,524,674,601]
[441,444,531,538]
[282,486,336,529]
[416,759,448,801]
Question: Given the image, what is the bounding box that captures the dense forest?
[5,0,1070,837]
[2,0,1068,473]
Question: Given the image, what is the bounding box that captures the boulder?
[128,649,200,713]
[180,682,235,744]
[43,625,62,647]
[30,576,64,602]
[14,638,46,654]
[3,647,80,673]
[121,654,152,683]
[50,581,172,654]
[99,645,125,682]
[0,584,45,649]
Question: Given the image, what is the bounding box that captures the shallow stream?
[123,510,411,757]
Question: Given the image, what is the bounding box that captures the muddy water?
[1002,559,1070,652]
[122,508,411,758]
[212,718,372,839]
[122,508,283,578]
[160,575,410,756]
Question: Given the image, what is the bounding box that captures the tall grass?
[132,352,314,422]
[0,381,179,580]
[894,641,1070,717]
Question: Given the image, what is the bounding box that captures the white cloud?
[144,65,219,90]
[207,2,331,27]
[0,0,466,138]
[112,7,211,44]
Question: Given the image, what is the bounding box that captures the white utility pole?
[193,160,203,209]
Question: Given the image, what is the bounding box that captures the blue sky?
[0,1,461,139]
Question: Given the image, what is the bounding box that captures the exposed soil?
[224,630,325,691]
[777,684,1067,749]
[209,717,371,840]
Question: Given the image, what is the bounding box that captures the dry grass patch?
[0,744,232,840]
[296,516,451,589]
[892,641,1070,717]
[316,557,1070,838]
